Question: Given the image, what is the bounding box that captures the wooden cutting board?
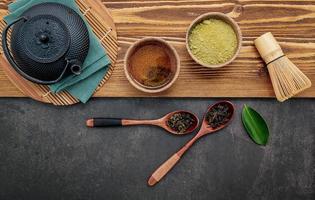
[0,0,314,98]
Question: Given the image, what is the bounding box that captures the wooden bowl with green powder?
[186,12,242,68]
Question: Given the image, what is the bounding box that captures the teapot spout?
[67,59,82,75]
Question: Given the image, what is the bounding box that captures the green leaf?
[242,105,269,146]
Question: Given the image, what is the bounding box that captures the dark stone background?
[0,98,314,200]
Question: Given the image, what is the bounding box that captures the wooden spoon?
[86,111,199,135]
[148,101,235,186]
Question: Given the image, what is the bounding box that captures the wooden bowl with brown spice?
[124,37,180,93]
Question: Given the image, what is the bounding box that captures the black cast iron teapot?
[2,3,90,84]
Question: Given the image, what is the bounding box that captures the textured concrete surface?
[0,98,314,200]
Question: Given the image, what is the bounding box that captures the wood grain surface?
[0,0,314,98]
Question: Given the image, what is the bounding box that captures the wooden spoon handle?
[148,153,181,186]
[86,118,159,128]
[148,135,200,186]
[86,118,122,127]
[122,119,159,126]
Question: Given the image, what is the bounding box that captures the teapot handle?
[1,17,38,81]
[2,17,81,85]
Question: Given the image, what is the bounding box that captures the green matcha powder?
[189,19,237,65]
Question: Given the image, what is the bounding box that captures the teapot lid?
[19,14,70,63]
[2,2,90,85]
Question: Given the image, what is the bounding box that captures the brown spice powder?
[129,44,172,88]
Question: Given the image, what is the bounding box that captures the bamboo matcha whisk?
[254,32,312,102]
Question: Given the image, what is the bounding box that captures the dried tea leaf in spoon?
[206,103,233,129]
[167,112,196,134]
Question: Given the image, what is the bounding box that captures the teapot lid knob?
[39,34,49,43]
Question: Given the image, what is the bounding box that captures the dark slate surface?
[0,98,314,200]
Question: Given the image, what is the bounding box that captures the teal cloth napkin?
[5,0,111,103]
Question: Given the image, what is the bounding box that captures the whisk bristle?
[267,56,312,102]
[255,32,312,102]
